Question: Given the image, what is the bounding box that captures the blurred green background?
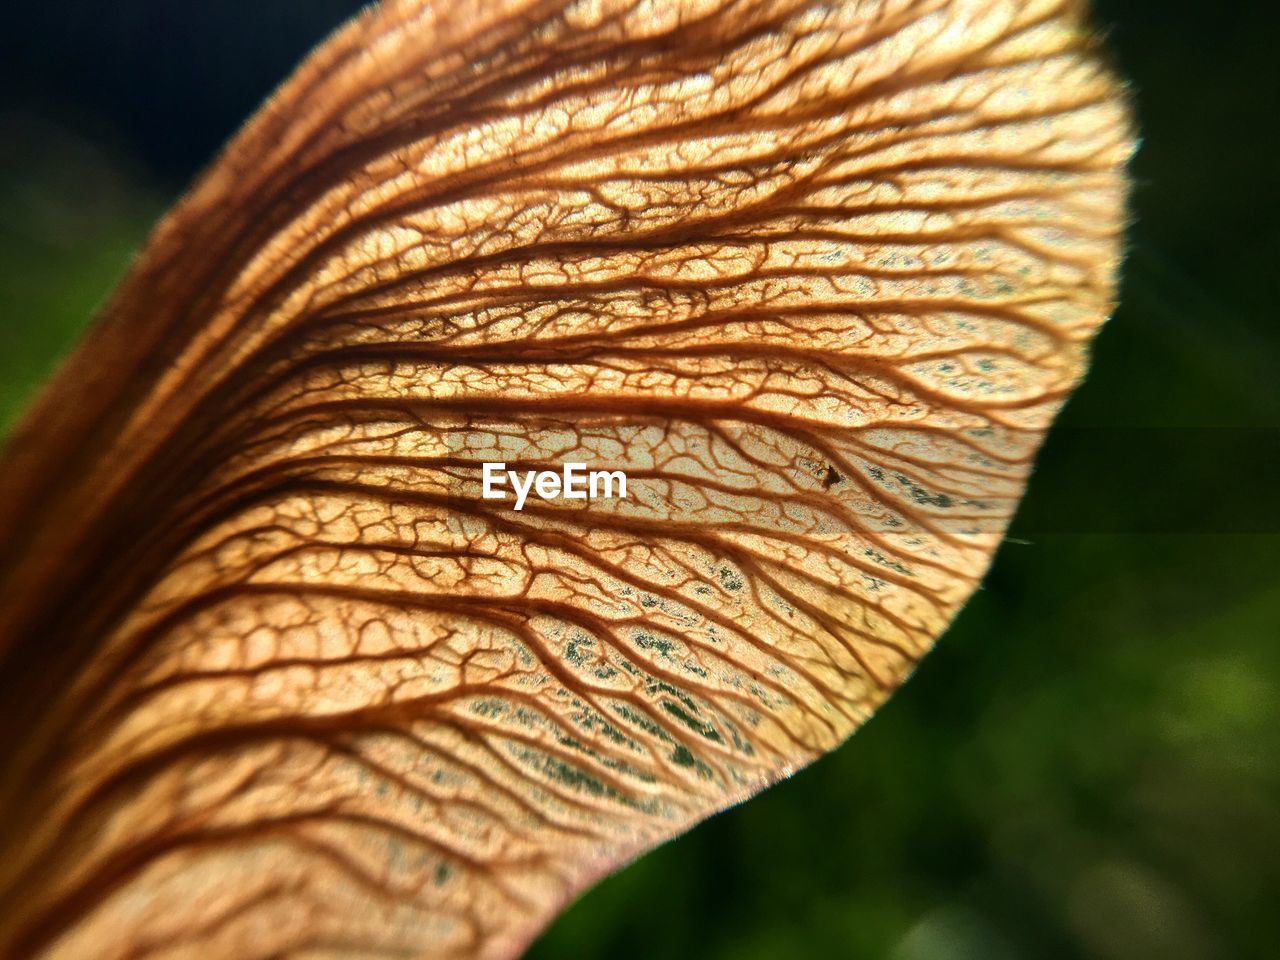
[1,2,1276,957]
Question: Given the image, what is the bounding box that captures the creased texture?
[0,0,1130,956]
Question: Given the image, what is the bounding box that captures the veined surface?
[0,0,1130,956]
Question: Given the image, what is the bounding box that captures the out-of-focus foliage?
[0,123,159,430]
[0,1,1274,957]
